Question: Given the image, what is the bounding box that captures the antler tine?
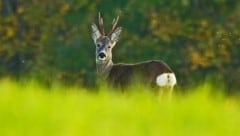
[112,16,119,30]
[108,15,119,36]
[98,12,105,35]
[112,18,116,25]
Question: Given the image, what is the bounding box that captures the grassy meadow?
[0,79,240,136]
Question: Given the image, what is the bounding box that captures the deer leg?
[158,88,164,99]
[158,86,173,101]
[167,86,174,101]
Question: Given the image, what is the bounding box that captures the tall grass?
[0,79,240,136]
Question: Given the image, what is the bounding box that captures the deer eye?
[96,44,100,47]
[108,46,111,48]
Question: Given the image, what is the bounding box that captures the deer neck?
[96,60,113,78]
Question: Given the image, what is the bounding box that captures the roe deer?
[91,13,177,95]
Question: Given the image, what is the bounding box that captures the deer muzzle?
[98,52,106,60]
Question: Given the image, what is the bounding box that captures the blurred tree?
[0,0,239,91]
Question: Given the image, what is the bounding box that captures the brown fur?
[107,60,173,89]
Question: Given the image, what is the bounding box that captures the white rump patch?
[156,73,177,87]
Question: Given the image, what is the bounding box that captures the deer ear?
[91,23,102,43]
[110,27,122,44]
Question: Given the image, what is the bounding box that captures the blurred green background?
[0,0,239,91]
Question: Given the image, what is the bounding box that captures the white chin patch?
[156,73,177,87]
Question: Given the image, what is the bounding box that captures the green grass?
[0,79,240,136]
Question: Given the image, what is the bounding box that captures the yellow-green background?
[0,79,240,136]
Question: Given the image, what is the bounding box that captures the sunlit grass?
[0,79,240,136]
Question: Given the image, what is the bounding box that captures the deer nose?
[98,52,106,59]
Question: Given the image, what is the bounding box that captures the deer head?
[91,13,122,64]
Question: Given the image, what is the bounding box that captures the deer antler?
[108,15,119,36]
[98,12,105,35]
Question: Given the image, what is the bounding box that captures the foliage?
[0,79,240,136]
[0,0,240,90]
